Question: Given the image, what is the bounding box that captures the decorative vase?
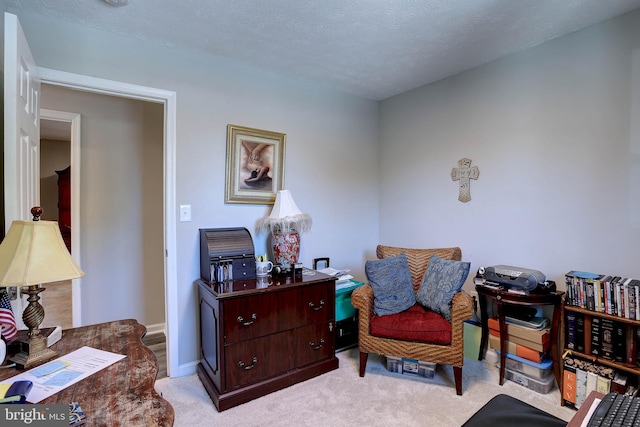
[271,231,301,268]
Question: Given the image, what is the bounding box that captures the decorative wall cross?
[451,158,479,203]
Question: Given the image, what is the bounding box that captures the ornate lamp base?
[9,335,58,369]
[9,284,58,369]
[271,231,300,268]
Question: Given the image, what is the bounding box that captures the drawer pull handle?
[238,357,258,370]
[309,339,324,350]
[309,299,325,311]
[237,313,257,326]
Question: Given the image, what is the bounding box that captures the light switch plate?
[179,205,191,222]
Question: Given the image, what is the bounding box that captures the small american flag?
[0,290,17,340]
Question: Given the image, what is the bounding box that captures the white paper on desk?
[317,267,351,277]
[0,346,126,403]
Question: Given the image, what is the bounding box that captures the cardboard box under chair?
[386,356,436,379]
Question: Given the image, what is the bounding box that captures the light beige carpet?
[155,348,576,427]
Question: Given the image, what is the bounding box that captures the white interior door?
[3,12,42,329]
[4,12,41,227]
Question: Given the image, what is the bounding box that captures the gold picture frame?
[225,124,286,204]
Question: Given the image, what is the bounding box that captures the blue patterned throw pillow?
[365,253,416,316]
[416,255,470,321]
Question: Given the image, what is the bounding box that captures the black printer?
[483,265,555,293]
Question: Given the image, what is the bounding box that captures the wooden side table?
[475,284,564,388]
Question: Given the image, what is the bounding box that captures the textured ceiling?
[6,0,640,100]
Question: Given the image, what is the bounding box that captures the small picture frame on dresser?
[225,124,286,205]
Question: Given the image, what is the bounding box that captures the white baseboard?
[142,322,199,378]
[175,360,198,377]
[145,322,166,336]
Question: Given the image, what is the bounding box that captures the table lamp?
[258,190,312,268]
[0,207,84,369]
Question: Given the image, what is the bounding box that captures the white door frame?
[37,67,179,378]
[40,109,82,326]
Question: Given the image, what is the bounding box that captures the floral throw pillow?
[416,255,470,321]
[365,253,416,316]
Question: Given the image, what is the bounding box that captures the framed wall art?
[225,124,286,204]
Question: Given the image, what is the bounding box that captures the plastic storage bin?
[503,366,554,394]
[495,350,553,380]
[335,280,364,322]
[386,356,436,379]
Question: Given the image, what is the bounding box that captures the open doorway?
[37,69,178,377]
[39,115,73,329]
[39,84,167,338]
[4,13,179,377]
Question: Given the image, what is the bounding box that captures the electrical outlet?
[179,205,191,222]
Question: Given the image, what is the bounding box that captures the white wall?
[10,12,380,373]
[17,6,638,376]
[379,10,640,293]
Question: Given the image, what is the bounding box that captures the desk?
[0,319,174,427]
[475,285,564,388]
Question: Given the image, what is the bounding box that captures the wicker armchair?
[351,245,475,395]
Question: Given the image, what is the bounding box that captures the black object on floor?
[462,394,566,427]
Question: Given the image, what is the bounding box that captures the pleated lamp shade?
[269,190,303,219]
[259,190,312,234]
[0,220,84,286]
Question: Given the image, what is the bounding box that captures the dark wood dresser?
[56,165,71,251]
[196,270,339,411]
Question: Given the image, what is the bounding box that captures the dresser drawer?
[223,292,280,344]
[293,283,334,326]
[231,258,254,280]
[224,330,295,390]
[223,322,334,391]
[294,321,335,367]
[223,282,334,344]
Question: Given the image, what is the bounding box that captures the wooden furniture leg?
[454,366,463,395]
[359,351,368,377]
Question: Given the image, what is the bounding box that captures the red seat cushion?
[370,304,452,345]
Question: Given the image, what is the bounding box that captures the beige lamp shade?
[0,220,84,286]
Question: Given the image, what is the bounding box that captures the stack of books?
[562,354,617,409]
[565,271,639,320]
[487,317,550,363]
[565,271,640,368]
